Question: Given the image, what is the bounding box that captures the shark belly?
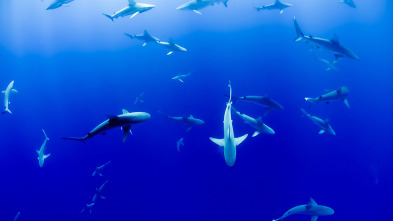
[224,139,236,167]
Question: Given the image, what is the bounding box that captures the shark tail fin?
[62,136,88,143]
[103,13,114,22]
[305,97,316,103]
[2,108,11,114]
[294,17,304,41]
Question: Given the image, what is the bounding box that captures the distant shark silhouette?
[255,0,291,14]
[103,0,155,21]
[273,198,334,221]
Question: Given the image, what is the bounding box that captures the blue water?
[1,0,393,220]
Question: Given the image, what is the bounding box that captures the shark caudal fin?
[103,13,114,22]
[293,17,304,41]
[2,108,12,114]
[305,97,316,103]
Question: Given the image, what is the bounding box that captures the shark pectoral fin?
[142,42,147,47]
[252,131,261,137]
[100,195,106,200]
[280,10,284,14]
[235,134,248,146]
[343,98,350,108]
[130,11,139,19]
[44,154,51,159]
[167,51,173,55]
[193,10,202,15]
[179,79,184,83]
[11,89,18,93]
[311,216,318,221]
[210,137,224,147]
[1,91,4,93]
[122,126,131,143]
[186,126,192,132]
[36,150,40,154]
[319,130,325,134]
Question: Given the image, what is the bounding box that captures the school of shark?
[1,0,361,220]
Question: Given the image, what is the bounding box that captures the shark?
[158,39,187,55]
[36,130,50,168]
[294,17,359,63]
[177,0,229,14]
[124,30,160,46]
[313,54,338,72]
[273,198,334,221]
[255,0,291,14]
[210,82,248,167]
[63,109,150,143]
[230,95,284,115]
[177,138,184,151]
[301,109,336,135]
[2,81,18,114]
[80,203,95,216]
[46,0,74,10]
[103,0,155,21]
[92,180,109,202]
[232,106,275,137]
[159,112,204,132]
[92,161,111,177]
[134,92,145,105]
[14,212,21,221]
[305,86,350,108]
[339,0,356,8]
[172,72,191,83]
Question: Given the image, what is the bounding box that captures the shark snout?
[140,4,155,13]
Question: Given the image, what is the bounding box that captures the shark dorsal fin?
[189,114,194,118]
[143,30,149,36]
[309,198,318,206]
[331,34,339,44]
[275,0,281,4]
[256,117,263,124]
[168,38,175,45]
[128,0,136,5]
[122,109,129,114]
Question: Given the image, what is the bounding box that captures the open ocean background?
[1,0,392,220]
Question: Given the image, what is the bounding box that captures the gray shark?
[305,86,350,108]
[301,109,336,135]
[2,81,18,114]
[339,0,356,8]
[255,0,291,14]
[177,0,214,14]
[36,130,50,168]
[80,203,95,216]
[103,0,155,21]
[158,39,188,55]
[92,180,109,202]
[46,0,74,10]
[210,82,248,167]
[14,212,21,221]
[231,95,284,115]
[232,106,275,137]
[63,109,150,143]
[92,161,111,177]
[134,92,145,105]
[177,138,184,151]
[159,112,204,132]
[294,17,359,63]
[172,72,191,83]
[125,30,160,46]
[273,198,334,221]
[177,0,229,14]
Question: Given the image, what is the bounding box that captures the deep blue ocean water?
[1,0,393,220]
